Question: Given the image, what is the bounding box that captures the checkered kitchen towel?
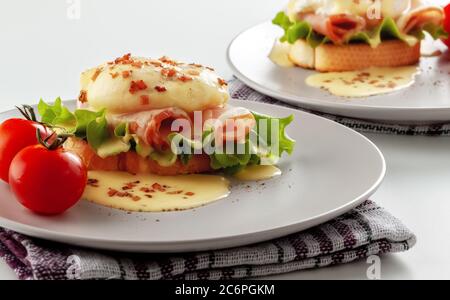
[0,201,416,280]
[229,79,450,136]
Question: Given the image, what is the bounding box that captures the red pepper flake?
[167,190,183,195]
[159,56,178,66]
[110,72,119,79]
[122,70,132,78]
[78,90,88,103]
[140,187,155,193]
[140,95,150,105]
[119,191,131,197]
[161,68,177,77]
[115,53,133,65]
[122,181,139,190]
[91,68,102,82]
[185,192,195,196]
[151,183,166,192]
[131,61,143,68]
[218,78,227,86]
[129,80,148,94]
[155,86,167,93]
[108,187,141,201]
[108,188,119,197]
[87,178,99,187]
[150,61,162,67]
[178,75,192,82]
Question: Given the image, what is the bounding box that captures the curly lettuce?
[273,11,447,48]
[38,98,109,150]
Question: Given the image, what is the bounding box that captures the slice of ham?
[397,6,444,34]
[108,105,256,150]
[301,13,367,44]
[108,107,191,151]
[202,106,256,143]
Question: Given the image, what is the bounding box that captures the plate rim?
[0,99,386,252]
[227,21,450,119]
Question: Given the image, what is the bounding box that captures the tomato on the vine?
[0,106,51,183]
[9,145,87,215]
[9,141,87,215]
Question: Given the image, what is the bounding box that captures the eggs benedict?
[40,54,295,176]
[271,0,446,71]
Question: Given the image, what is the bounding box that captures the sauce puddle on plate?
[305,66,420,97]
[84,165,282,212]
[234,165,281,181]
[84,171,230,212]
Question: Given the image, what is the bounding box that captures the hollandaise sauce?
[305,66,420,97]
[234,165,282,181]
[269,40,294,67]
[83,171,230,212]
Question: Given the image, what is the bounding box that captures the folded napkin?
[0,201,416,280]
[229,78,450,136]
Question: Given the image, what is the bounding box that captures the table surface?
[1,0,449,280]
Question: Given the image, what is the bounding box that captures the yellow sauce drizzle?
[83,171,230,212]
[305,66,420,97]
[234,165,282,181]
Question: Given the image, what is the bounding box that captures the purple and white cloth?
[229,78,450,136]
[0,201,416,280]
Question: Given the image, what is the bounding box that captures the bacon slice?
[301,13,366,44]
[397,6,444,34]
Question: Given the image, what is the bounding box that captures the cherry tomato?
[444,4,450,48]
[9,145,87,215]
[0,118,49,183]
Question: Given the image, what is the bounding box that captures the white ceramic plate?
[227,22,450,124]
[0,100,385,253]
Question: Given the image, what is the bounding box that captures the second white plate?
[228,22,450,123]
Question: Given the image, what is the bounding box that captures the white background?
[1,0,450,280]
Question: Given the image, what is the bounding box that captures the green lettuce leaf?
[74,109,105,138]
[252,112,296,157]
[349,17,418,47]
[38,98,77,130]
[168,132,205,166]
[39,99,111,152]
[209,140,256,174]
[273,11,327,47]
[86,111,108,150]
